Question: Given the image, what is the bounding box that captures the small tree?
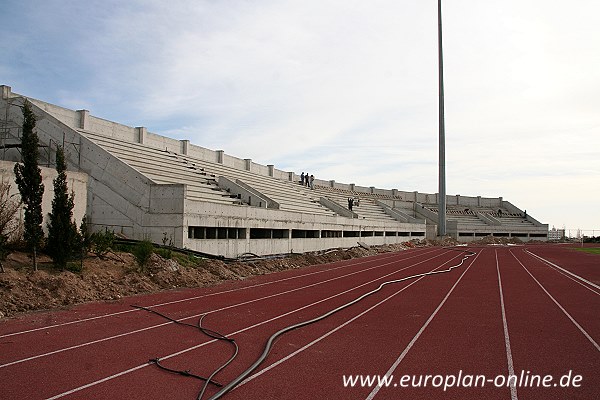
[0,181,21,273]
[46,146,80,269]
[14,100,44,270]
[90,228,115,258]
[79,215,92,255]
[133,239,154,271]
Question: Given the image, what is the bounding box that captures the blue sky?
[2,0,599,234]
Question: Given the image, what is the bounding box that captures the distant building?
[548,227,565,241]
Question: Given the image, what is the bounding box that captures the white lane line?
[524,249,600,294]
[510,250,600,352]
[43,251,462,400]
[496,250,518,400]
[2,250,453,369]
[1,248,436,339]
[234,252,467,389]
[364,250,482,400]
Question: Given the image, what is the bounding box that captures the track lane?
[47,249,465,400]
[0,248,442,365]
[4,245,595,400]
[358,248,509,400]
[207,249,480,400]
[524,244,600,285]
[498,248,599,400]
[1,249,459,399]
[511,247,600,343]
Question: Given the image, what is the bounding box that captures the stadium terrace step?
[81,131,244,206]
[169,153,337,217]
[310,185,398,222]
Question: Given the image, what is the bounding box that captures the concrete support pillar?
[77,109,90,130]
[216,150,224,164]
[180,139,189,155]
[288,172,294,182]
[1,85,11,100]
[456,194,460,205]
[136,127,147,144]
[392,189,398,197]
[350,183,355,191]
[413,191,419,202]
[477,196,481,207]
[267,164,274,177]
[370,186,375,194]
[329,180,335,188]
[244,159,252,171]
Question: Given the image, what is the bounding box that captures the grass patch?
[172,252,203,268]
[154,248,172,259]
[573,247,600,255]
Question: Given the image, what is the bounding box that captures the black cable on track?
[131,305,238,399]
[207,246,477,399]
[137,247,475,399]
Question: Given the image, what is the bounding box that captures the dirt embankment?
[0,236,524,319]
[0,243,414,319]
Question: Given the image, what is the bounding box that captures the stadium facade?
[0,85,548,257]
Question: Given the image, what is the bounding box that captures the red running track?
[0,244,598,400]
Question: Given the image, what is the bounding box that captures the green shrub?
[132,240,154,270]
[65,261,83,274]
[91,229,115,257]
[155,247,172,259]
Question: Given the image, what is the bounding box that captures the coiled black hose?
[207,247,476,399]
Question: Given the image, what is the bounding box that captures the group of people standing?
[299,172,315,190]
[347,197,360,211]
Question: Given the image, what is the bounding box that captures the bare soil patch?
[0,242,423,319]
[1,236,526,319]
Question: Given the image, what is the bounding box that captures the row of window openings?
[188,227,425,240]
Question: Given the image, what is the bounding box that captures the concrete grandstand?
[0,85,548,257]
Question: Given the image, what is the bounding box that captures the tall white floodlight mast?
[437,0,447,237]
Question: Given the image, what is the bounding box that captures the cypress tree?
[47,146,79,269]
[14,100,44,270]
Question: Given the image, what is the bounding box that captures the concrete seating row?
[311,185,399,222]
[167,152,337,217]
[424,205,533,227]
[81,132,244,205]
[476,208,534,226]
[317,185,403,200]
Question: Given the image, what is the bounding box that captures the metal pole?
[438,0,447,237]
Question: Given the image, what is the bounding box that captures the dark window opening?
[530,233,548,238]
[292,229,319,238]
[322,230,342,238]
